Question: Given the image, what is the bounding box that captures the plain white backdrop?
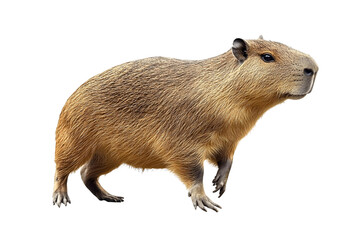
[1,0,359,239]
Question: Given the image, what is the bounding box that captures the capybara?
[53,37,318,211]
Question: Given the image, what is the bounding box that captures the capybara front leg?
[171,160,221,212]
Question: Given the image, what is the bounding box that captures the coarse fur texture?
[52,37,318,211]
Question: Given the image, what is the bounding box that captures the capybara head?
[231,37,318,102]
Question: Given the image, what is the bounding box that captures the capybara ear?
[258,35,264,40]
[232,38,248,63]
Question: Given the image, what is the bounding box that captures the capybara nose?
[303,57,318,78]
[304,68,314,76]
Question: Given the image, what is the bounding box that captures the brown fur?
[52,38,318,210]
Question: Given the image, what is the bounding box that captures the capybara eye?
[261,53,275,63]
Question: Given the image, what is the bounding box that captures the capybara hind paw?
[99,194,124,203]
[53,192,71,208]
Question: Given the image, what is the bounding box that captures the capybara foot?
[99,194,124,202]
[212,173,228,198]
[53,191,71,208]
[188,184,221,212]
[212,160,232,198]
[81,175,124,203]
[212,171,229,198]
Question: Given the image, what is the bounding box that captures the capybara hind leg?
[52,143,93,207]
[52,173,71,207]
[170,159,221,212]
[80,156,124,203]
[81,177,124,202]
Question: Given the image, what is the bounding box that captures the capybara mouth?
[281,93,307,100]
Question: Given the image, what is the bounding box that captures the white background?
[1,0,359,239]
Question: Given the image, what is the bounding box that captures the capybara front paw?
[212,166,230,198]
[188,184,221,212]
[190,194,221,212]
[212,173,227,198]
